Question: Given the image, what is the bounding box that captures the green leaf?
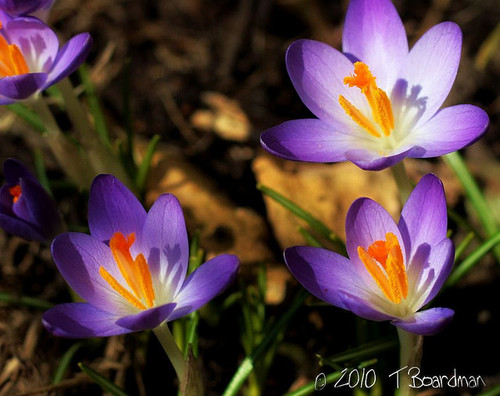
[0,292,53,310]
[444,152,500,262]
[78,64,111,149]
[319,337,397,368]
[258,184,346,254]
[222,288,309,396]
[446,230,500,287]
[284,359,378,396]
[78,363,128,396]
[7,103,45,132]
[135,134,160,195]
[53,342,83,384]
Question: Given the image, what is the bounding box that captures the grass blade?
[7,103,45,132]
[258,184,345,254]
[135,134,160,195]
[78,64,111,149]
[222,289,309,396]
[446,230,500,287]
[53,342,83,384]
[0,292,53,310]
[78,362,128,396]
[444,152,500,261]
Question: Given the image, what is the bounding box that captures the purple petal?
[116,302,176,330]
[51,232,132,314]
[3,158,37,184]
[138,194,189,298]
[399,174,447,256]
[345,197,405,282]
[0,213,45,241]
[397,22,462,127]
[5,17,59,72]
[260,118,362,163]
[0,0,53,16]
[17,176,62,240]
[392,307,454,335]
[167,254,239,322]
[88,174,146,242]
[343,0,408,89]
[286,39,365,125]
[42,303,130,338]
[45,32,92,87]
[344,145,423,171]
[0,73,47,99]
[409,105,489,157]
[410,238,454,308]
[339,292,395,321]
[284,246,369,310]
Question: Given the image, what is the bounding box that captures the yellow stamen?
[339,62,394,137]
[100,232,156,309]
[0,35,29,77]
[339,95,381,138]
[358,232,408,304]
[8,184,22,203]
[99,266,147,310]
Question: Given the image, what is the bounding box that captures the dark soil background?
[0,0,499,395]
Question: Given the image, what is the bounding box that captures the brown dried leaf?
[144,143,272,265]
[252,152,401,249]
[190,92,251,142]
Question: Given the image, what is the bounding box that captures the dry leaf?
[144,143,272,265]
[252,152,401,250]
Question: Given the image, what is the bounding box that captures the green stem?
[396,328,423,396]
[56,78,134,190]
[443,152,500,262]
[30,96,93,189]
[390,161,413,205]
[222,289,308,396]
[153,321,186,383]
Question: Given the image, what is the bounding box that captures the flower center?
[357,232,408,304]
[8,184,22,203]
[99,232,156,310]
[338,62,394,138]
[0,35,29,78]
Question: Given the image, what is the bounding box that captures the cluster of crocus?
[285,174,454,335]
[260,0,489,170]
[0,2,91,104]
[42,175,239,337]
[0,158,63,243]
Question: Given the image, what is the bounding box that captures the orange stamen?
[339,62,394,137]
[358,232,408,304]
[100,232,156,309]
[0,35,29,77]
[99,266,147,310]
[8,184,22,203]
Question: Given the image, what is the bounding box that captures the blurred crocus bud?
[0,0,54,18]
[0,158,64,243]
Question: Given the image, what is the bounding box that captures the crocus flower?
[260,0,489,170]
[42,174,239,338]
[285,174,454,335]
[0,0,53,18]
[0,158,63,243]
[0,13,91,104]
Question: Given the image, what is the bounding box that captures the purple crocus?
[0,13,91,104]
[0,0,53,17]
[285,174,454,335]
[260,0,489,170]
[42,175,239,338]
[0,158,63,243]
